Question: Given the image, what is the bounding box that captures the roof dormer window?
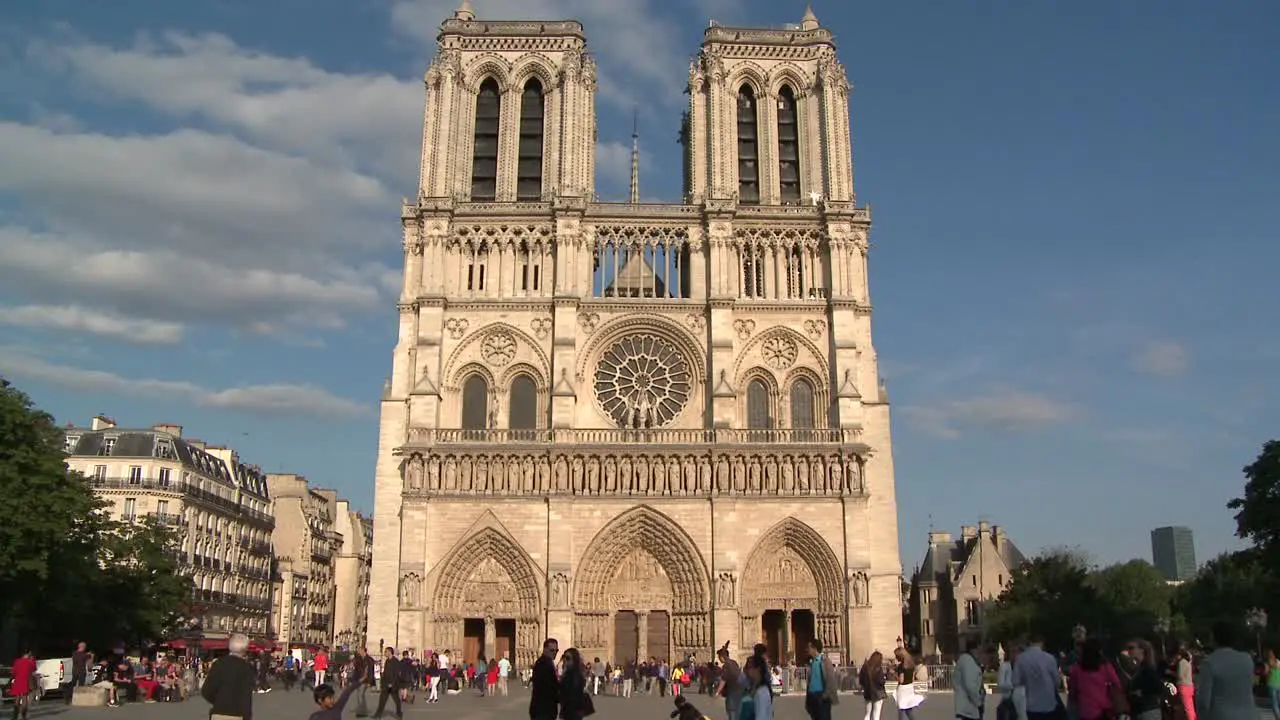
[100,437,117,456]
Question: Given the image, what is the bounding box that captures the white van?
[34,658,70,696]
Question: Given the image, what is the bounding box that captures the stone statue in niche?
[604,458,617,493]
[845,457,861,493]
[537,457,550,492]
[405,455,424,490]
[475,457,488,491]
[764,457,778,493]
[572,456,585,493]
[444,457,458,489]
[463,456,478,489]
[522,457,536,493]
[400,573,422,607]
[427,456,441,489]
[698,456,712,493]
[716,573,736,607]
[618,457,632,493]
[810,457,824,494]
[586,457,599,494]
[852,571,870,606]
[829,461,843,495]
[650,459,664,495]
[797,459,809,493]
[667,457,681,495]
[781,458,795,493]
[554,457,569,491]
[748,458,762,493]
[715,456,730,492]
[732,456,747,493]
[491,456,506,492]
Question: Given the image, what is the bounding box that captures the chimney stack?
[90,415,116,431]
[153,423,183,437]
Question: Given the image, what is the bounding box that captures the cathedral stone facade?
[368,2,902,669]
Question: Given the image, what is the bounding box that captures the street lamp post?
[1246,608,1268,656]
[1154,618,1170,658]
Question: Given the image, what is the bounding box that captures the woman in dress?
[893,647,925,720]
[1068,638,1122,720]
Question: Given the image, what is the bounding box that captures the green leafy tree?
[1088,560,1172,641]
[1228,440,1280,557]
[95,516,194,646]
[1174,549,1275,643]
[985,548,1102,652]
[0,378,111,646]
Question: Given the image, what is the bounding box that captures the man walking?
[353,647,376,717]
[372,647,403,720]
[955,640,987,720]
[201,634,255,720]
[529,638,560,720]
[804,639,839,720]
[64,642,92,704]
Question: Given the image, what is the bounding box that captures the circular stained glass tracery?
[594,333,692,429]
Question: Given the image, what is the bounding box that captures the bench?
[72,686,108,707]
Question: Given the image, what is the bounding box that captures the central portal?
[610,610,672,663]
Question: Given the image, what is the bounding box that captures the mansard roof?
[65,426,269,498]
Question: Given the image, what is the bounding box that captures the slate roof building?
[64,415,276,647]
[906,521,1025,660]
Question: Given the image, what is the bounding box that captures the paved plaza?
[24,688,966,720]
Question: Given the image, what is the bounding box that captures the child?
[310,681,361,720]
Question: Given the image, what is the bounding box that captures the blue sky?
[1,0,1276,572]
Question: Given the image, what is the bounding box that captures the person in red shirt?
[11,650,38,720]
[314,649,330,688]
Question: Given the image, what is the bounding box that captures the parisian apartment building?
[64,416,372,651]
[906,521,1026,660]
[264,474,371,650]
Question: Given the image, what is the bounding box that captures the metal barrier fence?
[781,664,955,694]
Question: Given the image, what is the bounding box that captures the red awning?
[162,638,230,651]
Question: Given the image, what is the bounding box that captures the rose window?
[761,333,798,370]
[482,331,517,367]
[594,333,692,429]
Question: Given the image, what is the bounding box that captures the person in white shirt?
[497,654,511,696]
[1011,634,1062,720]
[1195,622,1257,720]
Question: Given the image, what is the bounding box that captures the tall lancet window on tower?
[517,79,545,201]
[737,85,761,204]
[461,374,489,432]
[470,78,501,201]
[777,86,801,203]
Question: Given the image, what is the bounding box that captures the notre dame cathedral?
[368,1,903,670]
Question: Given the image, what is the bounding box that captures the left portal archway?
[431,527,543,669]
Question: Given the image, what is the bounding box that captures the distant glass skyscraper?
[1151,526,1197,581]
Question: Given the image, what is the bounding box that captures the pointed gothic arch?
[741,516,845,616]
[434,526,543,619]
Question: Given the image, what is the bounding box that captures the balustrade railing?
[405,427,860,446]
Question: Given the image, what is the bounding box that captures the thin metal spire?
[629,108,640,204]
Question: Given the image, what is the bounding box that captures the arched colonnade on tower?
[397,506,851,668]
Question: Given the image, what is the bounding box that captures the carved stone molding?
[530,317,553,340]
[733,319,755,340]
[481,331,517,367]
[578,312,600,335]
[445,318,469,339]
[399,447,866,498]
[760,333,798,370]
[397,302,419,315]
[803,319,826,339]
[686,313,706,333]
[549,572,570,608]
[849,569,871,607]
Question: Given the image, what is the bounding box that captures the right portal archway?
[740,517,846,664]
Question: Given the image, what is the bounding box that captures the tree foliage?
[0,377,192,652]
[987,439,1280,653]
[1228,440,1280,556]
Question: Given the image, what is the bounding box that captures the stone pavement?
[22,688,1278,720]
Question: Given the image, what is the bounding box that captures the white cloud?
[1131,340,1189,377]
[0,349,369,419]
[34,32,422,185]
[0,305,184,345]
[902,388,1078,439]
[0,227,383,330]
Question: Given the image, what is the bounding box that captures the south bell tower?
[370,2,901,669]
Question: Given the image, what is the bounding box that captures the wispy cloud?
[0,305,184,345]
[1131,340,1189,377]
[0,349,369,419]
[902,387,1079,439]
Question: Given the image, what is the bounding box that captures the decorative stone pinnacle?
[800,3,820,31]
[454,0,475,21]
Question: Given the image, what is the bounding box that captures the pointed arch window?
[777,85,801,203]
[470,78,501,201]
[737,85,760,204]
[790,378,816,438]
[461,374,489,431]
[509,374,538,431]
[517,78,545,201]
[746,378,772,430]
